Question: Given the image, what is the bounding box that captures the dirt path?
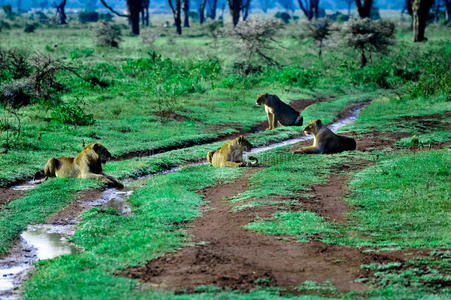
[120,169,399,295]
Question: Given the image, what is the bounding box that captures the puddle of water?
[20,225,79,260]
[88,188,134,216]
[11,180,41,191]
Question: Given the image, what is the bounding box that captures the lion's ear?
[315,120,322,126]
[263,93,268,97]
[93,143,100,151]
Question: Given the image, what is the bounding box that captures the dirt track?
[120,168,401,294]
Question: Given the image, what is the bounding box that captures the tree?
[100,0,143,35]
[141,0,150,26]
[233,18,284,68]
[302,18,331,57]
[169,0,182,34]
[241,0,251,21]
[412,0,435,42]
[182,0,190,27]
[355,0,372,18]
[297,0,320,21]
[342,18,395,67]
[207,0,218,19]
[54,0,67,24]
[446,0,451,22]
[199,0,207,23]
[227,0,250,27]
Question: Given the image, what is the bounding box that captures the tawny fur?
[43,142,124,188]
[256,93,303,130]
[293,120,356,154]
[207,136,257,167]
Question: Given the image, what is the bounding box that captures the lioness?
[43,142,124,188]
[256,93,303,130]
[207,136,258,167]
[293,120,356,154]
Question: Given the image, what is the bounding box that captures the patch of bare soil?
[119,170,402,295]
[0,188,23,208]
[46,188,104,225]
[151,112,192,122]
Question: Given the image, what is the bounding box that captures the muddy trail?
[120,169,417,295]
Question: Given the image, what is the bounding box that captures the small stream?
[0,104,365,299]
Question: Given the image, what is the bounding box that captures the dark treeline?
[1,0,408,11]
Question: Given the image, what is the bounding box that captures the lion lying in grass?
[207,136,258,167]
[42,142,124,188]
[293,120,356,154]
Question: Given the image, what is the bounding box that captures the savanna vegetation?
[0,0,450,299]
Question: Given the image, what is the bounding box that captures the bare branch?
[100,0,129,18]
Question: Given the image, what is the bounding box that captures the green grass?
[334,149,451,248]
[22,165,243,299]
[0,179,99,255]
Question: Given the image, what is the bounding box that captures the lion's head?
[236,135,253,152]
[303,120,322,136]
[87,142,112,164]
[256,93,269,106]
[207,150,216,163]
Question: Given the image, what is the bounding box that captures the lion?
[256,93,303,130]
[293,120,356,154]
[42,142,124,188]
[207,136,258,167]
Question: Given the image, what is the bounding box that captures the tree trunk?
[128,0,142,35]
[183,0,190,27]
[355,0,372,18]
[200,0,207,24]
[55,0,67,24]
[242,0,251,21]
[298,0,320,21]
[413,0,434,42]
[227,0,242,27]
[141,0,150,26]
[209,0,217,19]
[169,0,182,34]
[445,0,451,22]
[361,48,367,67]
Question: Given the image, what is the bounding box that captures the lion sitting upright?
[207,136,258,167]
[293,120,356,154]
[256,93,303,130]
[43,142,124,188]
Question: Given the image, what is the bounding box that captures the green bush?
[269,66,317,87]
[24,23,38,33]
[51,99,95,126]
[79,11,99,24]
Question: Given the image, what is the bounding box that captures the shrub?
[79,11,99,24]
[51,99,95,126]
[140,30,160,47]
[0,79,32,109]
[94,20,122,47]
[0,48,31,81]
[342,18,395,67]
[275,12,291,24]
[233,18,284,68]
[24,23,38,33]
[301,18,332,57]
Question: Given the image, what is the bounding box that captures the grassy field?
[0,12,450,299]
